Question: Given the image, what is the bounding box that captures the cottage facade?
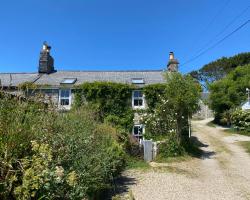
[0,43,179,139]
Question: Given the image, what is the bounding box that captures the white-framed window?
[132,90,145,109]
[59,89,71,109]
[133,124,144,141]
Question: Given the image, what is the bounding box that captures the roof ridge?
[56,69,164,72]
[0,72,38,74]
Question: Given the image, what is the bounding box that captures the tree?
[164,73,202,138]
[190,52,250,85]
[209,64,250,124]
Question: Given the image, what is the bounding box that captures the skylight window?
[131,78,144,84]
[60,78,77,84]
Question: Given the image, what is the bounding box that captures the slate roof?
[0,70,166,87]
[0,73,40,87]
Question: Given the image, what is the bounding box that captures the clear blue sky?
[0,0,249,73]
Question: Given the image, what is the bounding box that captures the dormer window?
[132,90,145,109]
[60,78,77,84]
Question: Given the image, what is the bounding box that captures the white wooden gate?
[142,140,157,162]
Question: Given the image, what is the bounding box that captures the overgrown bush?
[0,92,126,199]
[158,132,185,158]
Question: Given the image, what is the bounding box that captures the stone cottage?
[0,42,179,140]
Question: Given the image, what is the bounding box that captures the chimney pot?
[169,52,174,60]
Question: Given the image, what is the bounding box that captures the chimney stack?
[39,42,55,74]
[167,52,179,72]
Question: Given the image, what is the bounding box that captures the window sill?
[132,106,145,110]
[58,105,71,110]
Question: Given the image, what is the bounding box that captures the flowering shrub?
[142,73,200,140]
[231,109,250,133]
[142,96,176,140]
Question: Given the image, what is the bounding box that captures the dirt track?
[120,119,250,200]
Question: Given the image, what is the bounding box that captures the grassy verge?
[224,128,250,136]
[155,155,190,163]
[240,141,250,155]
[125,156,150,170]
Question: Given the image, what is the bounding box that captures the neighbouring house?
[242,102,250,110]
[0,42,180,140]
[242,88,250,111]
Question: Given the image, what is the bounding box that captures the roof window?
[60,78,77,84]
[131,78,144,84]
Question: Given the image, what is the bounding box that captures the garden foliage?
[142,73,201,157]
[0,92,125,199]
[231,109,250,133]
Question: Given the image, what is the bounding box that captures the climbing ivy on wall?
[74,82,135,131]
[143,83,166,109]
[74,82,168,131]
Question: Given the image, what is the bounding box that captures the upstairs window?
[59,89,71,108]
[133,124,144,141]
[132,90,145,109]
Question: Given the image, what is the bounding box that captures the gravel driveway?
[120,119,250,200]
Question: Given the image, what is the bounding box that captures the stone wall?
[193,100,214,119]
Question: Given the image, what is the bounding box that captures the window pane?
[61,99,69,105]
[134,126,139,135]
[61,89,70,98]
[138,99,143,106]
[134,99,143,106]
[134,125,143,136]
[133,91,139,98]
[133,91,143,98]
[138,91,143,97]
[134,99,139,106]
[138,126,143,134]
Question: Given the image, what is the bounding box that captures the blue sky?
[0,0,249,73]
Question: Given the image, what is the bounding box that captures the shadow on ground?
[103,175,136,199]
[188,136,216,160]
